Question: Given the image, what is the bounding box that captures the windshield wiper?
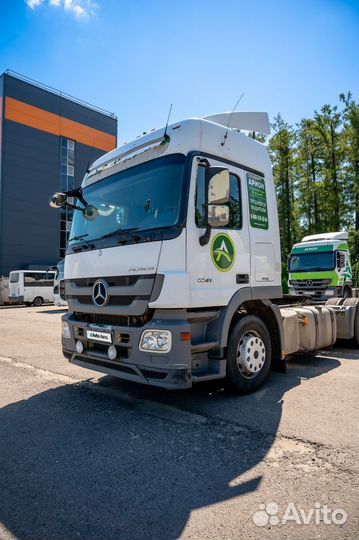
[68,233,89,243]
[100,227,141,240]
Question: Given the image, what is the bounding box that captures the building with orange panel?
[0,71,117,275]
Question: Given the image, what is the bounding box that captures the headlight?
[324,289,335,296]
[288,288,296,295]
[62,320,71,339]
[139,330,172,353]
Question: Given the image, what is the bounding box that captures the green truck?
[288,232,353,301]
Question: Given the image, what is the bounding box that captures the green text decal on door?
[247,174,268,229]
[211,233,236,272]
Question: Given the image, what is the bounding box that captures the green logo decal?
[211,233,236,272]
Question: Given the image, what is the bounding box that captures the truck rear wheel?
[33,297,43,307]
[226,315,271,394]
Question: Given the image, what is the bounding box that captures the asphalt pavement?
[0,305,358,540]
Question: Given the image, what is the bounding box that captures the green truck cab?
[288,232,352,300]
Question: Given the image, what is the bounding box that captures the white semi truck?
[49,112,359,394]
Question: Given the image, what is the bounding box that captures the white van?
[9,270,55,306]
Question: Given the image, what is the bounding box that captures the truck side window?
[195,167,242,229]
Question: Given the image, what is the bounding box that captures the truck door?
[186,157,251,308]
[246,172,275,286]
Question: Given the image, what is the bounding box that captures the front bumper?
[289,287,341,302]
[62,312,192,389]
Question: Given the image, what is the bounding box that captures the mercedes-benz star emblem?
[92,280,109,307]
[306,280,313,287]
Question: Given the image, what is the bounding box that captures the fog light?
[139,330,172,353]
[76,340,84,354]
[62,321,71,339]
[108,345,117,360]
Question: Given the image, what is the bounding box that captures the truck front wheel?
[33,297,43,307]
[226,315,271,394]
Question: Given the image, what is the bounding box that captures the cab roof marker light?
[87,134,170,178]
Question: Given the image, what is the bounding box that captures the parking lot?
[0,305,358,540]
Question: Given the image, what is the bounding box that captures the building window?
[59,138,75,258]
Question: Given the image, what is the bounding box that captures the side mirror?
[199,167,230,246]
[339,254,345,268]
[49,191,99,221]
[208,205,229,227]
[49,192,67,208]
[83,205,99,221]
[207,168,230,204]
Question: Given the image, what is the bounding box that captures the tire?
[33,297,43,307]
[226,315,272,394]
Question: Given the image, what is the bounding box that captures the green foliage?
[281,262,289,294]
[267,94,359,273]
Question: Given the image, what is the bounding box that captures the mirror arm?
[199,166,211,246]
[199,223,212,246]
[66,202,86,212]
[66,187,89,208]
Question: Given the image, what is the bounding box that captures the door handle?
[236,274,249,284]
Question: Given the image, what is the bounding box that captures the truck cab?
[288,232,352,300]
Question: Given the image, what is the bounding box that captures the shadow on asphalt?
[38,309,68,315]
[0,354,340,540]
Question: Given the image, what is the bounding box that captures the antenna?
[163,103,173,141]
[221,93,244,147]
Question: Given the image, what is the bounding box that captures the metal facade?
[0,72,117,276]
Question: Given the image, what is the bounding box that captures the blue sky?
[0,0,358,142]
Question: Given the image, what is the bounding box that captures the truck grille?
[65,274,162,317]
[289,279,331,290]
[74,311,153,327]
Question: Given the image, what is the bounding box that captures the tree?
[295,118,323,233]
[312,105,343,230]
[269,115,296,260]
[340,92,359,231]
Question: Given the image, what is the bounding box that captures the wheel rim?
[236,330,266,379]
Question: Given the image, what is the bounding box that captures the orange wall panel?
[5,97,116,152]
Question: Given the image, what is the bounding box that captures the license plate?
[86,330,112,343]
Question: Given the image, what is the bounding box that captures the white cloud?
[25,0,97,18]
[26,0,45,8]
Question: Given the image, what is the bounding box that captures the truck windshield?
[69,154,186,245]
[289,252,335,272]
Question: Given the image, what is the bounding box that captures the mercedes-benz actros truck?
[49,112,359,394]
[288,232,353,300]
